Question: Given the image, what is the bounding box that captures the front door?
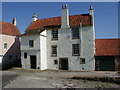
[30,55,36,69]
[59,58,68,70]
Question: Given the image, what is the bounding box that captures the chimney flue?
[12,18,16,26]
[61,4,70,28]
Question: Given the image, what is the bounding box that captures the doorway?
[95,56,115,71]
[30,55,36,69]
[59,58,68,70]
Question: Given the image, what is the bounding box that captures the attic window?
[51,30,58,40]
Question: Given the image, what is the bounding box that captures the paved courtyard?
[1,68,120,89]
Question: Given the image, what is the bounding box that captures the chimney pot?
[65,4,68,9]
[62,5,64,9]
[90,5,93,10]
[12,18,17,26]
[32,13,37,22]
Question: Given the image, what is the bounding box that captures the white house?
[20,4,95,71]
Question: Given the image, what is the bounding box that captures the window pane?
[29,40,34,47]
[24,53,27,58]
[72,28,79,39]
[80,58,85,64]
[51,45,57,56]
[4,43,7,50]
[52,30,58,40]
[54,60,58,64]
[72,44,80,56]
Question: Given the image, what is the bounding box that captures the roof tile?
[26,14,91,31]
[0,21,20,36]
[95,39,120,56]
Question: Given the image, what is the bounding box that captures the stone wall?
[115,56,120,71]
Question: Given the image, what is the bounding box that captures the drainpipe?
[80,22,84,70]
[80,22,83,58]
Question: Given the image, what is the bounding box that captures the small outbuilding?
[95,39,120,71]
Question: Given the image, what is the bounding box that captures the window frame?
[51,45,57,57]
[80,58,85,64]
[54,60,58,64]
[4,43,7,50]
[51,30,58,40]
[29,40,34,48]
[71,28,79,39]
[24,52,27,59]
[72,44,80,56]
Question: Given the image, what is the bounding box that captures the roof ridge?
[36,13,90,21]
[0,21,13,25]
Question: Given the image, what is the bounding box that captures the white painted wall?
[21,25,95,71]
[21,51,40,69]
[46,26,95,71]
[21,35,40,51]
[0,56,3,63]
[20,35,41,69]
[40,30,47,70]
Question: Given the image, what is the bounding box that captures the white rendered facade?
[21,30,47,70]
[21,5,95,71]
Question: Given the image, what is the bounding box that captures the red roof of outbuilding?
[0,21,20,36]
[95,39,120,56]
[26,14,91,31]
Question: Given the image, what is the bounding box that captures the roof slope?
[26,14,91,31]
[0,21,20,36]
[95,39,120,56]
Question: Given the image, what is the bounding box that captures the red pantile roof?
[26,14,91,31]
[0,21,20,36]
[95,39,120,56]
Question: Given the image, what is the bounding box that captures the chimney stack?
[89,5,94,26]
[12,18,16,26]
[61,4,70,28]
[32,13,37,22]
